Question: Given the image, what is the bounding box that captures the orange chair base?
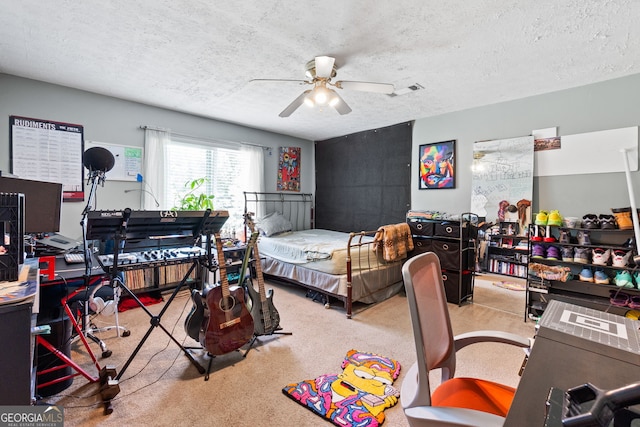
[432,377,515,418]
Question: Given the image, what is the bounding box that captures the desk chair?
[401,252,532,426]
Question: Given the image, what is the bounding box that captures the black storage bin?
[407,219,435,236]
[434,221,460,238]
[411,237,432,256]
[431,239,461,270]
[441,270,473,304]
[434,221,478,240]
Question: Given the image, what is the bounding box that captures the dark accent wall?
[315,122,412,232]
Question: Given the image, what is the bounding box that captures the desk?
[505,300,640,426]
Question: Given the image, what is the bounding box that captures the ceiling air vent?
[389,83,424,97]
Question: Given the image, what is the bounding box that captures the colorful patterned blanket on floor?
[282,349,401,427]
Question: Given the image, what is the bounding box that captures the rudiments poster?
[277,146,300,192]
[10,115,85,201]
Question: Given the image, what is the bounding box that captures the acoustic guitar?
[245,214,281,335]
[201,233,254,355]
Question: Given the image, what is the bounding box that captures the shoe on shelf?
[547,210,563,226]
[546,246,560,260]
[562,217,580,228]
[633,271,640,287]
[623,237,635,248]
[573,247,591,264]
[579,267,594,282]
[591,248,611,266]
[535,211,549,226]
[543,235,557,243]
[582,214,600,229]
[610,289,630,307]
[531,244,546,258]
[615,270,635,288]
[561,246,574,262]
[599,214,617,229]
[611,207,633,230]
[594,269,610,285]
[559,229,571,244]
[531,224,544,242]
[612,249,632,268]
[577,230,591,246]
[629,295,640,309]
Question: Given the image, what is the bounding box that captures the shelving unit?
[526,224,636,322]
[486,221,528,278]
[407,212,478,305]
[122,243,248,292]
[123,263,200,292]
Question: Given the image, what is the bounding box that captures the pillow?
[257,212,293,237]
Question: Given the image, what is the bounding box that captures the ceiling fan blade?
[335,80,395,94]
[250,78,309,85]
[315,56,335,79]
[279,90,311,118]
[329,90,352,115]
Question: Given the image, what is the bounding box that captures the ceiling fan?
[253,56,395,117]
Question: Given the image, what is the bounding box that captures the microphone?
[83,147,115,172]
[83,147,115,185]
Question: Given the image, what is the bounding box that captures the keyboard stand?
[84,208,229,413]
[115,260,207,380]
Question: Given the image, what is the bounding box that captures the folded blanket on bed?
[374,223,414,262]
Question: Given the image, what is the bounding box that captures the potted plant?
[172,177,215,211]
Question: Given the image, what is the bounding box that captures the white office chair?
[401,252,532,426]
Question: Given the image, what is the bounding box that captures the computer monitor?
[0,176,63,234]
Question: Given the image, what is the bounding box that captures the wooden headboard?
[244,192,313,231]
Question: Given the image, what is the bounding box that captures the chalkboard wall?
[315,122,412,232]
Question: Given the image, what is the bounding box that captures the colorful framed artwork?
[418,140,456,189]
[277,146,301,192]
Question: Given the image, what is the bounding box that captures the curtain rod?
[140,125,271,150]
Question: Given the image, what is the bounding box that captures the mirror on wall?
[470,136,534,235]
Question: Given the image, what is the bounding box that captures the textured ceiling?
[1,1,640,141]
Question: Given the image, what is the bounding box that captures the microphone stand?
[74,168,129,359]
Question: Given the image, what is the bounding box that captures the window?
[162,137,261,238]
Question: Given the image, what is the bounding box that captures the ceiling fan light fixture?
[313,85,331,105]
[273,55,390,117]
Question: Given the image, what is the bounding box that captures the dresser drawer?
[434,221,477,240]
[407,219,435,236]
[410,237,432,255]
[434,222,460,238]
[431,239,460,270]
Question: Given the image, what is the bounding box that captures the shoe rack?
[485,221,528,278]
[526,219,637,322]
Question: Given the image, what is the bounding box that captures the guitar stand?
[243,328,293,358]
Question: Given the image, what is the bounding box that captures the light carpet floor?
[38,274,534,426]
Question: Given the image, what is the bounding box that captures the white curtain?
[143,128,171,209]
[240,144,265,220]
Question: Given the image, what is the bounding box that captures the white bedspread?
[257,229,376,275]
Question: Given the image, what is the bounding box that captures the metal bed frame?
[244,192,404,318]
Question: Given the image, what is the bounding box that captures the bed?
[244,192,407,318]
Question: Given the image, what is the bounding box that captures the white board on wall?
[534,127,638,176]
[85,140,143,181]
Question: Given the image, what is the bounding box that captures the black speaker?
[36,314,73,397]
